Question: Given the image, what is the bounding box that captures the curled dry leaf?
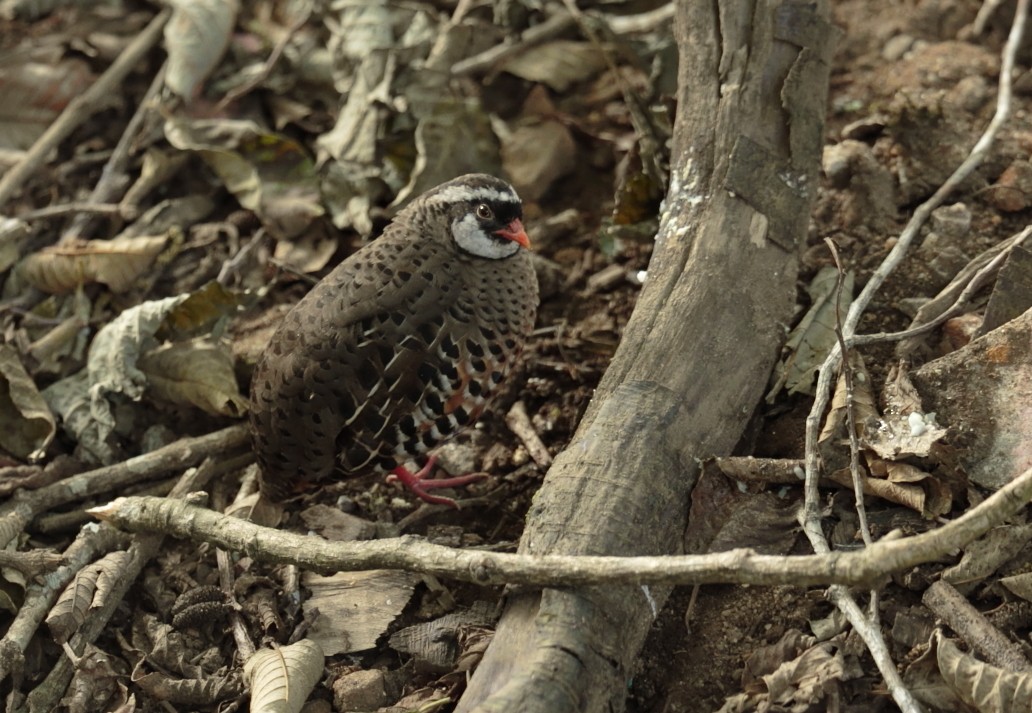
[47,551,130,644]
[0,344,55,459]
[164,0,239,98]
[868,458,952,516]
[28,304,91,374]
[871,364,949,472]
[826,467,927,514]
[940,524,1032,592]
[41,370,115,465]
[934,630,1032,712]
[818,351,878,445]
[132,667,243,706]
[157,279,250,340]
[244,639,324,713]
[20,235,168,294]
[138,340,247,417]
[717,633,862,712]
[62,644,131,713]
[388,601,496,671]
[1000,572,1032,603]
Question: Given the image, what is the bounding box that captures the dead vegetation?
[1,0,1032,712]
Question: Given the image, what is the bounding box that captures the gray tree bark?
[457,1,835,711]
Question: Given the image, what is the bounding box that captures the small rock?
[942,313,983,350]
[822,142,855,188]
[985,160,1032,212]
[821,140,897,227]
[332,669,388,712]
[949,74,989,112]
[912,307,1032,490]
[883,33,916,61]
[930,203,971,239]
[434,438,482,476]
[840,114,887,141]
[928,244,971,289]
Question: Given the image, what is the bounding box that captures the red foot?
[385,455,488,508]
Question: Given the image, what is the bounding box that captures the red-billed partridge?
[249,174,539,506]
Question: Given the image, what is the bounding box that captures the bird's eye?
[475,203,494,221]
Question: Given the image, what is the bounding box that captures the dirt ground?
[2,0,1031,711]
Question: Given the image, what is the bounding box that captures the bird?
[249,174,539,507]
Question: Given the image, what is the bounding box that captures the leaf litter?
[0,1,1031,712]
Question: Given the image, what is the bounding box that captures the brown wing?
[250,234,469,497]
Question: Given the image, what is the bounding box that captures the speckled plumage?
[250,175,538,504]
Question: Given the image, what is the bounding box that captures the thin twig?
[217,228,265,285]
[0,424,251,551]
[451,11,576,76]
[505,401,553,468]
[824,238,873,548]
[17,203,123,221]
[60,62,168,244]
[851,226,1032,348]
[23,463,222,713]
[215,3,312,113]
[0,524,128,686]
[923,580,1032,672]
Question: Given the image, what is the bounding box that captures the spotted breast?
[249,174,539,506]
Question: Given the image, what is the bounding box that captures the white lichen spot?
[908,412,927,437]
[641,585,658,618]
[749,211,769,247]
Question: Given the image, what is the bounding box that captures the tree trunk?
[457,2,835,711]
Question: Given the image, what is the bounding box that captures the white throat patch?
[452,213,520,259]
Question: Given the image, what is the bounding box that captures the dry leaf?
[164,0,238,98]
[1000,573,1032,603]
[138,340,246,417]
[935,631,1032,712]
[244,639,324,713]
[769,266,854,399]
[940,524,1032,591]
[20,235,168,294]
[500,41,607,92]
[165,117,323,239]
[303,570,420,655]
[0,59,94,149]
[47,551,130,644]
[0,344,55,459]
[818,351,878,445]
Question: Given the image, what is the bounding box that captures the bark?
[456,2,835,711]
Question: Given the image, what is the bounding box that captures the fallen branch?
[0,424,250,551]
[91,463,1032,589]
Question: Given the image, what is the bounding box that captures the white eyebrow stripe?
[425,185,520,206]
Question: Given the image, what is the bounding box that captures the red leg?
[386,455,488,508]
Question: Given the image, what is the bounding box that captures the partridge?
[249,174,539,506]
